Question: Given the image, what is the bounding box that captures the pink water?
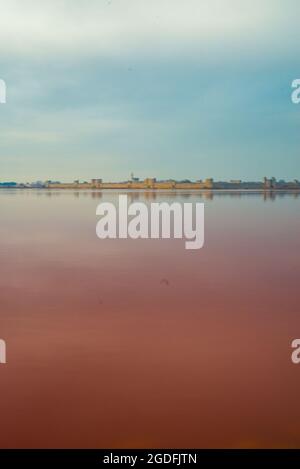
[0,190,300,448]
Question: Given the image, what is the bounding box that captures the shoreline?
[1,187,300,192]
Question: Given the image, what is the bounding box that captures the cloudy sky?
[0,0,299,182]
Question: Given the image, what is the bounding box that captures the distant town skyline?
[1,175,300,191]
[1,172,300,185]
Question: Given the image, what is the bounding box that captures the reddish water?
[0,189,300,448]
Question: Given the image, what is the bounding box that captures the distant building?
[144,178,156,188]
[264,177,276,189]
[204,178,214,189]
[91,179,103,188]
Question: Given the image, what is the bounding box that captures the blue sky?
[0,0,299,182]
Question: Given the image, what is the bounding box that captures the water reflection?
[0,189,300,448]
[1,188,300,201]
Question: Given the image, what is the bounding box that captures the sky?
[0,0,299,182]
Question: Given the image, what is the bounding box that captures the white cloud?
[0,0,296,58]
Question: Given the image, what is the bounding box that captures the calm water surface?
[0,190,300,448]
